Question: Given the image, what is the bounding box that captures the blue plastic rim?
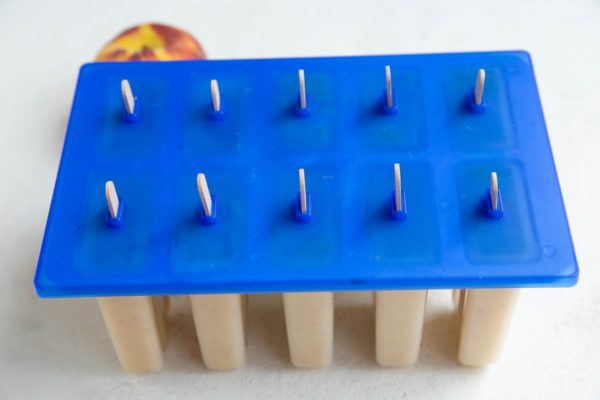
[34,51,578,297]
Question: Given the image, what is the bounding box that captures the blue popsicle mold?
[34,51,579,297]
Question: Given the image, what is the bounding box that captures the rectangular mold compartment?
[453,160,540,265]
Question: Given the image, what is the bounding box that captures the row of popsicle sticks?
[97,288,520,372]
[120,67,488,120]
[104,165,504,226]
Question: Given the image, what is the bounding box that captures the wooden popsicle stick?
[385,65,393,108]
[394,163,402,211]
[298,69,307,110]
[121,79,135,115]
[196,173,212,216]
[105,181,119,219]
[474,69,485,106]
[210,79,220,112]
[298,168,307,214]
[490,171,499,210]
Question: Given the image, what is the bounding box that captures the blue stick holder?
[468,89,486,113]
[105,199,125,228]
[390,190,407,220]
[295,94,311,118]
[382,90,398,115]
[209,98,226,121]
[295,192,312,223]
[200,195,217,225]
[123,100,141,123]
[485,189,504,219]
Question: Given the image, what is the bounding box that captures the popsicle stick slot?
[105,180,124,227]
[382,65,398,115]
[390,163,407,220]
[197,173,217,224]
[295,168,312,223]
[469,68,486,113]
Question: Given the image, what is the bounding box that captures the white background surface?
[1,0,599,399]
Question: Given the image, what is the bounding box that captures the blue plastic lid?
[34,51,578,297]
